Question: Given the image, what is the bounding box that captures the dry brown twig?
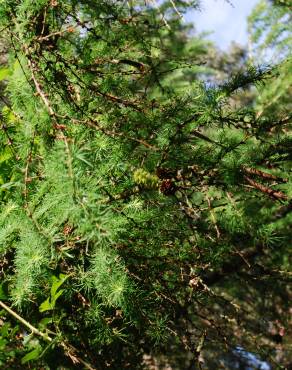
[244,175,288,201]
[242,166,288,183]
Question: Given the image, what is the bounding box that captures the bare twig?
[244,175,288,201]
[206,196,220,238]
[169,0,183,19]
[37,27,74,42]
[242,166,288,183]
[0,300,52,341]
[71,117,158,150]
[27,58,55,117]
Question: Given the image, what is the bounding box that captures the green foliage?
[39,274,68,312]
[0,319,21,367]
[248,0,292,61]
[21,344,42,365]
[0,67,10,81]
[0,0,290,369]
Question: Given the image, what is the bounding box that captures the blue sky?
[187,0,259,50]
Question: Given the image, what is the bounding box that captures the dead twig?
[242,166,288,183]
[244,175,288,201]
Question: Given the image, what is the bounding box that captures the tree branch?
[244,175,288,201]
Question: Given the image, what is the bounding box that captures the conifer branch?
[190,130,225,147]
[244,175,288,201]
[242,166,288,183]
[24,51,77,196]
[91,83,143,111]
[71,117,158,150]
[0,119,17,157]
[27,58,56,118]
[169,0,183,19]
[23,135,35,205]
[37,27,75,42]
[201,247,262,286]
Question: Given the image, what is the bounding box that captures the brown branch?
[244,175,288,201]
[71,117,158,150]
[113,58,146,72]
[190,130,225,148]
[242,166,288,183]
[37,27,74,42]
[91,83,143,111]
[0,120,18,157]
[27,58,55,117]
[266,115,291,131]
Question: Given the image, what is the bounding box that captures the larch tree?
[0,0,291,369]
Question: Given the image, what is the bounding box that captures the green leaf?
[0,67,10,81]
[0,149,12,164]
[76,153,93,167]
[39,317,53,329]
[21,346,42,364]
[0,323,10,337]
[50,274,68,298]
[39,298,53,313]
[51,289,64,304]
[0,284,8,300]
[0,182,19,191]
[191,192,204,205]
[39,274,68,312]
[0,338,8,350]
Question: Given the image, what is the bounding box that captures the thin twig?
[170,0,183,19]
[206,197,220,238]
[244,175,288,201]
[0,300,52,341]
[0,300,96,370]
[27,58,55,117]
[71,117,158,150]
[38,27,74,42]
[242,166,288,183]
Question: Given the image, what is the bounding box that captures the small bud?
[67,26,75,33]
